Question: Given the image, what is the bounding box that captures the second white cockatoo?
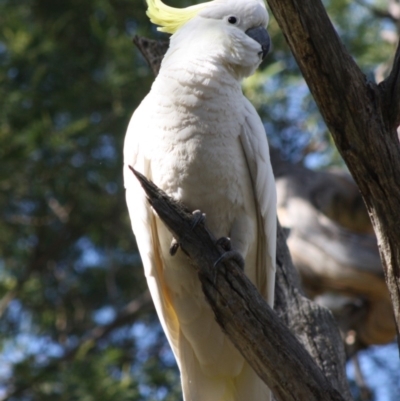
[124,0,277,400]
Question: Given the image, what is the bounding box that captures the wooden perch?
[130,167,350,401]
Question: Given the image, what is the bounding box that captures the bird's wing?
[123,105,181,367]
[240,97,277,306]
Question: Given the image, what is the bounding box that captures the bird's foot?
[169,238,180,256]
[169,210,206,256]
[213,251,245,270]
[215,236,232,252]
[191,209,206,229]
[214,237,245,270]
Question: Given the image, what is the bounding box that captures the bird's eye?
[228,16,237,24]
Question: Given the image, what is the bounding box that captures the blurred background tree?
[0,0,398,400]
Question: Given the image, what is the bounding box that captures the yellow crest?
[146,0,211,34]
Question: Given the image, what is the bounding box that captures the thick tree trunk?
[266,0,400,341]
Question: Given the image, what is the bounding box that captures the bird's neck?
[155,55,243,99]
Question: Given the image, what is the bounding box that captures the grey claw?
[213,250,245,270]
[191,210,206,229]
[169,210,204,256]
[169,238,180,256]
[215,236,232,251]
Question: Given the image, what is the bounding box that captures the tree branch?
[266,0,400,345]
[273,223,351,397]
[131,167,351,401]
[133,36,169,76]
[354,0,398,22]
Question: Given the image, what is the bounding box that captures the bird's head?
[147,0,271,78]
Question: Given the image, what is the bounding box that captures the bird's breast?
[139,67,257,287]
[142,71,252,239]
[151,127,251,236]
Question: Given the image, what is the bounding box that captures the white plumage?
[124,1,276,400]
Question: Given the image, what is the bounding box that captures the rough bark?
[266,0,400,342]
[133,36,169,76]
[131,168,351,401]
[273,222,350,398]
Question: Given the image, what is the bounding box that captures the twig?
[352,355,372,401]
[354,0,398,22]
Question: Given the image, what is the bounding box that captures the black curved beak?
[245,26,271,59]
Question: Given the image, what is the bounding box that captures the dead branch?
[131,167,352,401]
[133,36,169,76]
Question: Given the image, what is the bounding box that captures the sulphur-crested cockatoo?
[124,0,276,400]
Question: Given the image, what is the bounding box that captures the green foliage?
[0,0,181,399]
[0,0,398,400]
